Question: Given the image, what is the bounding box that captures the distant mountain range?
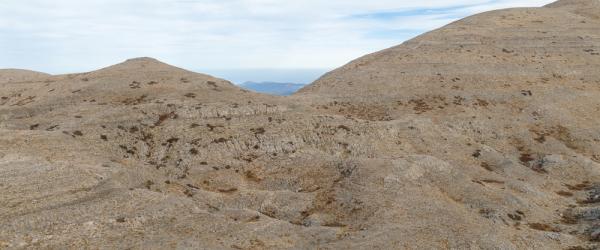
[239,81,306,96]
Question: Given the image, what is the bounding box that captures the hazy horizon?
[203,68,330,85]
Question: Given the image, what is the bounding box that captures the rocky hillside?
[1,0,600,249]
[0,69,50,84]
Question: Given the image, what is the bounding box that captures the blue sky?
[0,0,554,83]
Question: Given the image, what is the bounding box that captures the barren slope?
[0,69,50,84]
[290,1,600,248]
[1,0,600,249]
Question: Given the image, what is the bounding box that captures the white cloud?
[0,0,555,74]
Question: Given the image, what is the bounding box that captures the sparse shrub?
[507,213,522,221]
[244,170,261,182]
[212,138,227,143]
[251,127,266,135]
[155,112,177,126]
[528,223,560,232]
[144,180,154,189]
[337,125,350,132]
[475,99,489,107]
[409,99,432,114]
[556,191,573,197]
[218,187,237,193]
[129,81,141,89]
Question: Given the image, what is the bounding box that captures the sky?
[0,0,554,83]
